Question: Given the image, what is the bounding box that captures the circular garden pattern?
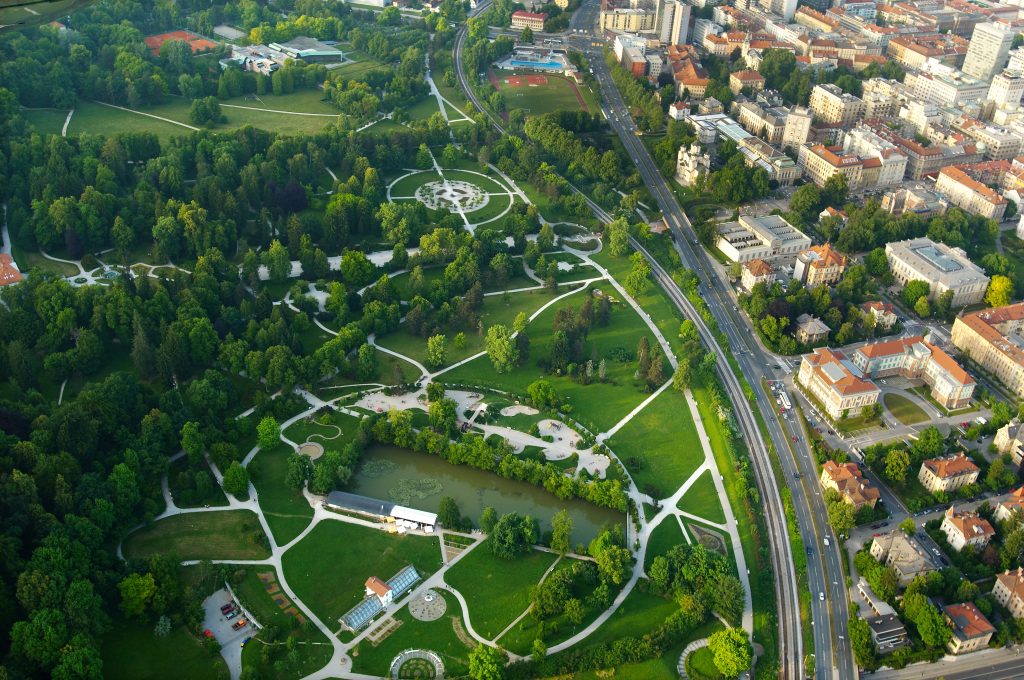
[387,168,517,231]
[408,588,447,622]
[390,649,444,680]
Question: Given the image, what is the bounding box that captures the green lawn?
[678,470,726,524]
[350,591,474,677]
[122,510,270,561]
[22,107,69,136]
[882,392,929,426]
[249,443,315,545]
[389,170,442,197]
[377,287,558,370]
[687,646,725,678]
[444,542,558,640]
[442,284,663,433]
[405,96,441,121]
[492,71,591,115]
[282,410,361,448]
[591,248,685,357]
[644,518,686,570]
[167,457,229,509]
[67,101,193,140]
[608,387,704,500]
[281,521,442,626]
[101,616,227,680]
[575,589,678,647]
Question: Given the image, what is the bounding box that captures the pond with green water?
[348,445,624,544]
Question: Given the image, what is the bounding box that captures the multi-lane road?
[573,19,858,678]
[454,4,853,677]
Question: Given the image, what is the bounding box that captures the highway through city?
[564,3,854,678]
[454,4,852,677]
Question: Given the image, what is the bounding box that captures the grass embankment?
[101,615,227,680]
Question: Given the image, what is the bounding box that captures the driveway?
[203,589,252,680]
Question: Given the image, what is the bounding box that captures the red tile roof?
[923,453,979,480]
[365,576,391,597]
[944,603,994,639]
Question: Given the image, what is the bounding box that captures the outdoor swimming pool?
[509,59,563,70]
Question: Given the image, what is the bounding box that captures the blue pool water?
[510,59,562,70]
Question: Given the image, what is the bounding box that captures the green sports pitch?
[489,70,592,115]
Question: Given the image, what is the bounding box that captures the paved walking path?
[94,100,200,131]
[61,108,74,137]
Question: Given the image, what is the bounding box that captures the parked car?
[225,610,238,620]
[220,604,234,615]
[240,637,251,648]
[232,619,248,631]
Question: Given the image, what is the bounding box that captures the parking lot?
[203,588,257,680]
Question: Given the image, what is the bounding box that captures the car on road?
[823,537,830,546]
[819,592,824,601]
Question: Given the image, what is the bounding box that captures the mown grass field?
[491,70,591,115]
[248,443,315,545]
[22,107,68,136]
[608,387,704,500]
[678,469,726,524]
[122,510,270,561]
[102,615,227,680]
[882,392,929,426]
[444,542,558,640]
[281,521,442,626]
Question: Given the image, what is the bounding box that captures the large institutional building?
[952,303,1024,397]
[885,238,990,307]
[715,215,811,264]
[798,347,880,419]
[850,336,975,410]
[962,21,1015,81]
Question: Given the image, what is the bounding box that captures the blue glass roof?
[387,566,420,595]
[340,596,384,630]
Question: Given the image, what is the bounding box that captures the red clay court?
[503,74,550,87]
[144,30,219,56]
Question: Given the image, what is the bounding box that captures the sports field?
[489,71,591,115]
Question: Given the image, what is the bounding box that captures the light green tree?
[484,325,518,374]
[426,334,447,369]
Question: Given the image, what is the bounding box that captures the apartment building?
[793,243,847,287]
[782,106,813,150]
[798,142,906,190]
[988,71,1024,108]
[798,347,880,419]
[905,67,989,108]
[729,69,765,95]
[737,137,801,185]
[796,314,831,344]
[600,7,655,32]
[851,335,975,410]
[951,303,1024,398]
[993,567,1024,619]
[736,102,787,144]
[918,453,981,494]
[955,120,1023,161]
[962,21,1015,81]
[869,530,937,586]
[940,507,994,551]
[715,215,811,263]
[820,460,881,509]
[842,125,910,186]
[809,83,865,126]
[886,34,969,70]
[935,166,1009,221]
[885,237,990,307]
